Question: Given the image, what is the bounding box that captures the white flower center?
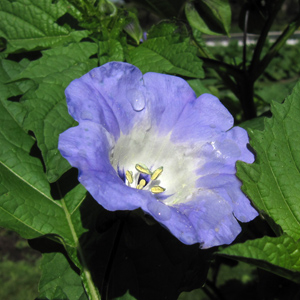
[125,163,165,194]
[110,126,204,205]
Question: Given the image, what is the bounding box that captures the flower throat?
[124,163,165,194]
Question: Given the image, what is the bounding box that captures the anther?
[151,166,163,180]
[137,179,146,189]
[135,163,151,175]
[125,170,133,184]
[150,186,165,194]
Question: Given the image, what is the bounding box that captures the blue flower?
[58,62,258,248]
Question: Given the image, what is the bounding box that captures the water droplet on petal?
[147,200,172,221]
[78,149,87,158]
[68,106,75,115]
[80,111,93,120]
[127,89,146,111]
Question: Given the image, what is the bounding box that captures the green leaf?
[128,22,204,78]
[237,81,300,239]
[128,0,186,18]
[185,2,221,36]
[256,81,298,104]
[178,289,207,300]
[0,59,62,239]
[59,0,85,22]
[218,235,300,283]
[0,0,89,53]
[13,42,98,182]
[187,79,210,97]
[238,117,265,132]
[185,0,231,36]
[0,56,100,299]
[99,39,124,65]
[38,252,88,300]
[0,73,85,240]
[113,291,138,300]
[178,261,257,299]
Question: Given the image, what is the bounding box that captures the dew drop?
[78,149,87,158]
[127,89,146,111]
[68,106,75,115]
[80,111,93,120]
[147,200,172,221]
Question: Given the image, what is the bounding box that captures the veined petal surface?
[59,62,258,248]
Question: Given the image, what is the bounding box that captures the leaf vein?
[0,160,61,207]
[267,145,300,228]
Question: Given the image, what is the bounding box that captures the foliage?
[0,259,41,300]
[0,228,41,300]
[1,0,300,299]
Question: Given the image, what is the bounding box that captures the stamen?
[151,166,163,180]
[137,179,146,189]
[125,170,133,184]
[150,186,166,194]
[135,163,151,175]
[124,163,166,194]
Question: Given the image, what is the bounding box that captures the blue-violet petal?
[58,62,258,248]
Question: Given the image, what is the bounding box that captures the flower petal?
[59,62,258,249]
[171,93,234,143]
[65,62,149,138]
[59,121,155,211]
[59,121,113,172]
[226,126,255,164]
[142,72,197,134]
[172,190,242,248]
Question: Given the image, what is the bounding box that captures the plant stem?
[243,10,249,72]
[253,14,300,81]
[201,57,242,80]
[237,73,256,120]
[250,0,285,76]
[239,0,285,120]
[192,0,293,120]
[61,198,101,300]
[57,183,101,300]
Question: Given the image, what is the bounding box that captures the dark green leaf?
[178,261,258,300]
[185,0,231,36]
[38,252,88,300]
[187,79,210,97]
[178,289,207,300]
[237,81,300,239]
[128,22,204,78]
[99,39,124,65]
[218,235,300,283]
[0,0,89,53]
[185,2,221,36]
[256,80,298,104]
[113,291,138,300]
[239,117,265,131]
[13,42,98,182]
[0,59,64,239]
[128,0,186,18]
[0,56,100,299]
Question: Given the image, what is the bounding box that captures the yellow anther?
[150,186,166,194]
[125,170,133,184]
[135,163,151,175]
[137,179,146,189]
[151,166,163,180]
